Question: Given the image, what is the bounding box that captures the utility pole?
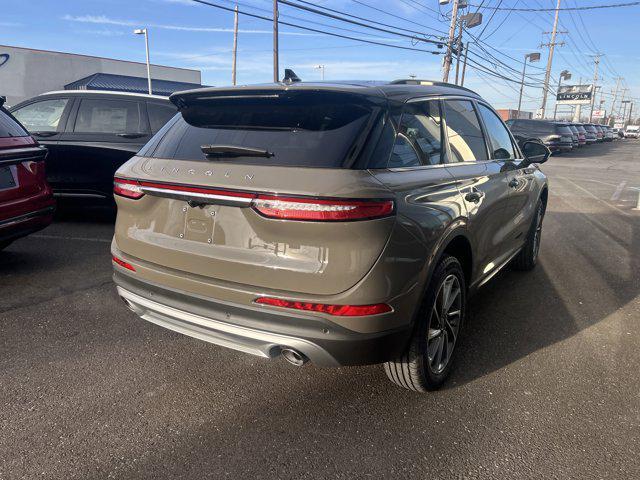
[618,88,628,122]
[539,0,563,119]
[272,0,279,82]
[609,76,622,125]
[454,21,464,84]
[588,54,601,122]
[232,5,238,86]
[443,0,460,83]
[460,42,470,86]
[628,102,634,124]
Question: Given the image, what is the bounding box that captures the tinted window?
[477,104,516,160]
[74,99,145,134]
[0,109,28,138]
[149,93,375,168]
[12,98,68,132]
[147,102,177,133]
[443,100,488,162]
[389,101,445,167]
[556,125,573,135]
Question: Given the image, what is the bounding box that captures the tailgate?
[114,159,394,295]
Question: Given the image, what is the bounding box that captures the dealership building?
[0,44,203,107]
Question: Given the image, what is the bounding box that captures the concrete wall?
[0,45,201,106]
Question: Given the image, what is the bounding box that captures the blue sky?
[3,0,639,115]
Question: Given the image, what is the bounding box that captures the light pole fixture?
[314,64,325,81]
[553,70,571,120]
[134,28,152,95]
[517,52,541,117]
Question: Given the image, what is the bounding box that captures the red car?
[0,96,54,251]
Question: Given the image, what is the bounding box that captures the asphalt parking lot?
[1,141,639,479]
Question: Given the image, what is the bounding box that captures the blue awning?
[64,73,205,96]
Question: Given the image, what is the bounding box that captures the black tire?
[512,199,545,271]
[384,255,466,392]
[0,240,12,251]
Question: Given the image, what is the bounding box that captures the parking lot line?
[556,176,632,217]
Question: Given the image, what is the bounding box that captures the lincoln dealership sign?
[556,84,593,105]
[0,54,9,68]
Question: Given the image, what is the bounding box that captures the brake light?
[112,255,136,271]
[114,178,144,199]
[251,195,394,221]
[255,297,392,316]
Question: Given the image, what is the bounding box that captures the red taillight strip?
[114,178,144,199]
[112,255,136,271]
[255,297,392,317]
[114,178,394,221]
[252,195,394,221]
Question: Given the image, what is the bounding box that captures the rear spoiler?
[0,96,5,107]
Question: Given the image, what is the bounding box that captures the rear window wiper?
[200,145,275,158]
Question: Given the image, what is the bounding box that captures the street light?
[314,64,325,81]
[517,52,541,117]
[553,70,572,120]
[454,13,482,85]
[134,28,152,95]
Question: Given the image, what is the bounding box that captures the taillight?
[255,297,392,316]
[251,195,394,221]
[112,255,136,271]
[114,178,144,199]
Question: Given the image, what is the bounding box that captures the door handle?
[32,131,58,137]
[465,189,484,203]
[116,133,147,139]
[508,178,519,188]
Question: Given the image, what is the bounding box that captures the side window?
[147,102,178,133]
[443,100,488,162]
[389,101,445,168]
[12,99,69,132]
[74,99,145,134]
[477,104,516,160]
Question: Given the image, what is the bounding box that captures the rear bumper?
[113,270,411,367]
[0,204,55,242]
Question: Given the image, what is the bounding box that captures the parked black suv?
[10,91,177,199]
[505,119,574,153]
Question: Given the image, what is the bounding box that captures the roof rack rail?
[388,79,477,95]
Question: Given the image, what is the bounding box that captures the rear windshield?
[0,108,28,138]
[512,120,555,133]
[556,125,573,135]
[146,92,378,168]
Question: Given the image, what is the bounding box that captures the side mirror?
[521,140,550,166]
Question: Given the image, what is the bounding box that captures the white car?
[625,125,640,138]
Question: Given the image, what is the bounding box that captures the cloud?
[61,14,320,36]
[0,21,22,27]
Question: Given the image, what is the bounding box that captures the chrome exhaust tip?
[281,348,309,367]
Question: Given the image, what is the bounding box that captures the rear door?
[476,102,536,255]
[440,98,514,284]
[113,89,396,295]
[57,96,151,197]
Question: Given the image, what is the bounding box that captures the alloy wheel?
[427,274,462,374]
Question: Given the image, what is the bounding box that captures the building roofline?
[0,44,200,76]
[36,90,169,100]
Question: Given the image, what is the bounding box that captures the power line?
[350,0,449,36]
[188,0,443,53]
[467,1,640,11]
[278,0,445,44]
[283,0,446,39]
